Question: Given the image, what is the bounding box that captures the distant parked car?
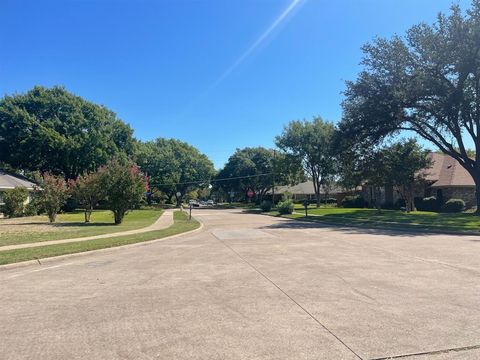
[206,200,215,206]
[188,200,200,207]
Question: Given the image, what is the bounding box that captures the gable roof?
[424,153,475,188]
[0,170,37,190]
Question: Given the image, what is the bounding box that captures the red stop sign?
[247,190,254,198]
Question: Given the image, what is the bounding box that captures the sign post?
[304,199,309,217]
[247,189,254,202]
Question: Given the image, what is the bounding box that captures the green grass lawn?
[267,207,480,233]
[0,211,199,265]
[0,209,163,247]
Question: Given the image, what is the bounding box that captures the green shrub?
[418,196,439,212]
[260,200,272,212]
[1,187,28,217]
[24,201,40,216]
[341,195,365,208]
[277,200,294,214]
[442,198,465,213]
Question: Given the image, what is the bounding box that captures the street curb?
[0,216,204,271]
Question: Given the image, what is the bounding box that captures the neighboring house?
[272,181,358,204]
[0,170,37,205]
[424,153,475,206]
[362,152,476,208]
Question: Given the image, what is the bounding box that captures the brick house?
[423,153,475,207]
[363,152,476,208]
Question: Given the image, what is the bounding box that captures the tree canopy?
[0,86,135,179]
[276,117,336,207]
[338,1,480,209]
[215,147,302,201]
[135,138,215,204]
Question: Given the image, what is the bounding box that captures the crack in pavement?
[369,343,480,359]
[210,231,364,360]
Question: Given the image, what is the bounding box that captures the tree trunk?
[313,182,321,208]
[315,191,321,208]
[113,210,124,224]
[84,209,92,223]
[475,180,480,215]
[174,194,182,207]
[48,212,57,223]
[374,186,382,212]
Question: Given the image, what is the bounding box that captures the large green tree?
[215,147,303,203]
[276,117,336,207]
[0,86,135,179]
[338,1,480,211]
[135,138,215,205]
[337,137,431,212]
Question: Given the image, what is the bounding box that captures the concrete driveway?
[1,209,479,360]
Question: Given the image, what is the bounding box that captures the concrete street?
[1,209,479,360]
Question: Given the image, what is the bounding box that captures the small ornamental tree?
[2,187,28,217]
[37,173,68,223]
[100,159,146,224]
[69,171,105,223]
[382,140,432,213]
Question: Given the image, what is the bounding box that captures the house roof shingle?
[424,153,474,188]
[0,171,37,190]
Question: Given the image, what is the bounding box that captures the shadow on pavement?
[259,216,480,238]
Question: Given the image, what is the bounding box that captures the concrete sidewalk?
[0,209,174,252]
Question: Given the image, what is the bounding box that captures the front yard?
[268,206,480,233]
[0,211,198,265]
[0,209,163,247]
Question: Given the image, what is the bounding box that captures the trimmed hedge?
[341,195,365,208]
[442,198,465,213]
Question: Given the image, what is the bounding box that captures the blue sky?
[0,0,470,168]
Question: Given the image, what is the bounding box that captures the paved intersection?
[1,209,479,359]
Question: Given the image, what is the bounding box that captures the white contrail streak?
[176,0,305,119]
[211,0,304,88]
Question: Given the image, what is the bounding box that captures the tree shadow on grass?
[260,212,480,238]
[1,221,117,227]
[52,222,116,228]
